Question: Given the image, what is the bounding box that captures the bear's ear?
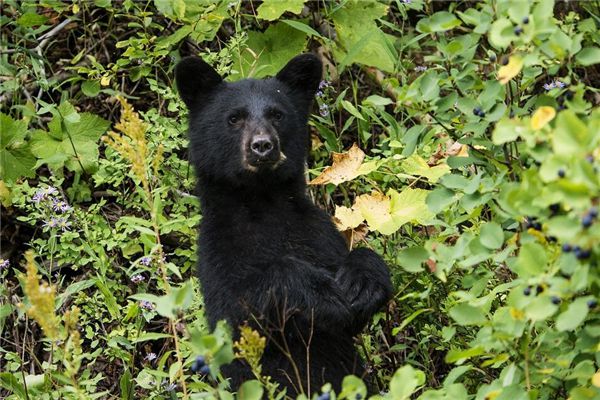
[175,56,222,108]
[276,53,322,97]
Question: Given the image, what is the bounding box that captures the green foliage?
[2,0,600,399]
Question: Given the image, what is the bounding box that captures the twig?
[35,18,72,53]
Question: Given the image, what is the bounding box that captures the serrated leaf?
[0,113,36,182]
[310,143,366,185]
[355,188,433,235]
[332,0,396,72]
[233,22,307,79]
[334,205,364,231]
[30,111,109,173]
[256,0,306,21]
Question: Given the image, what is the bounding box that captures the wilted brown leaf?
[310,143,365,185]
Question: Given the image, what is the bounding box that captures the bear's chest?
[199,201,347,269]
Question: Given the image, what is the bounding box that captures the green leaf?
[238,380,264,400]
[492,117,523,144]
[555,298,589,331]
[233,22,307,79]
[81,80,101,97]
[397,246,429,273]
[0,373,26,398]
[479,222,504,250]
[16,13,48,27]
[449,303,487,326]
[552,110,590,156]
[575,47,600,66]
[332,0,396,72]
[390,365,426,400]
[30,109,109,173]
[281,19,323,38]
[416,11,462,33]
[256,0,306,21]
[513,242,547,278]
[0,113,36,182]
[488,18,514,49]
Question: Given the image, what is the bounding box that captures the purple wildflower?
[33,187,58,204]
[44,217,71,231]
[316,90,324,97]
[139,300,155,310]
[145,352,157,362]
[554,80,565,89]
[401,0,412,3]
[131,274,145,284]
[415,65,427,72]
[543,82,555,91]
[139,256,152,266]
[52,199,72,213]
[318,80,330,90]
[0,259,9,270]
[319,104,329,117]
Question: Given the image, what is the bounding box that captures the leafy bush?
[1,0,600,399]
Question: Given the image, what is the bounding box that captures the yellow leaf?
[334,205,364,231]
[310,143,365,185]
[498,55,523,85]
[100,76,111,86]
[401,155,450,183]
[592,371,600,388]
[354,188,434,235]
[355,192,397,235]
[72,4,80,14]
[530,106,556,130]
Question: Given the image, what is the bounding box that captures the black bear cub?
[175,54,393,396]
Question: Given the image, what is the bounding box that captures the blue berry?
[473,107,482,116]
[191,362,199,373]
[195,355,206,366]
[589,207,598,218]
[561,244,572,253]
[565,90,574,100]
[587,299,598,309]
[551,296,561,305]
[522,16,529,24]
[318,393,331,400]
[514,26,523,36]
[582,214,593,228]
[199,365,211,375]
[523,286,532,296]
[490,54,497,62]
[557,169,566,178]
[536,285,544,294]
[576,249,591,260]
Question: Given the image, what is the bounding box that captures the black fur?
[175,54,393,396]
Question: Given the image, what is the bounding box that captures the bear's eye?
[271,110,283,121]
[228,114,240,125]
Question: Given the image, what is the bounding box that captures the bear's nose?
[250,136,274,157]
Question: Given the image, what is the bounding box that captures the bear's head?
[175,54,322,187]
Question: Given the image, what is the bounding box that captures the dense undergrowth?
[2,0,600,399]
